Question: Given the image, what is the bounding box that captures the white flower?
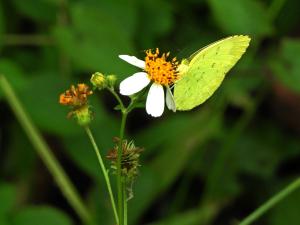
[119,49,179,117]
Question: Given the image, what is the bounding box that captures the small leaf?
[114,105,122,111]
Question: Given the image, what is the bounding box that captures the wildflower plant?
[57,35,254,225]
[34,34,293,225]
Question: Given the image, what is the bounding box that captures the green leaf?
[222,72,262,109]
[270,38,300,93]
[208,0,273,37]
[12,206,73,225]
[0,1,5,46]
[130,111,221,223]
[0,183,16,216]
[87,184,115,225]
[137,0,174,47]
[62,108,118,177]
[0,60,27,100]
[11,0,57,23]
[18,73,81,136]
[0,217,9,225]
[236,123,300,178]
[4,122,37,177]
[270,182,300,225]
[52,1,136,77]
[146,206,218,225]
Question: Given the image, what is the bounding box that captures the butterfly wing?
[174,35,251,111]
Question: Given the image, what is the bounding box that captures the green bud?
[106,74,117,88]
[90,72,106,89]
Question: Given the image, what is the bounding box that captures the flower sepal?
[73,104,92,126]
[113,104,122,111]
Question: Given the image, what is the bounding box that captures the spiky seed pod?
[107,137,143,182]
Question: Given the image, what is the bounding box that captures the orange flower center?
[59,83,93,107]
[145,48,179,86]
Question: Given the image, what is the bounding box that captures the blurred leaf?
[270,181,300,225]
[94,0,138,40]
[270,38,300,93]
[87,183,114,225]
[0,60,27,100]
[11,0,57,23]
[275,0,300,34]
[223,71,262,109]
[0,1,4,46]
[52,1,136,76]
[146,202,220,225]
[208,0,273,37]
[62,96,119,177]
[0,218,9,225]
[130,110,221,223]
[4,122,36,177]
[236,123,300,178]
[0,183,16,216]
[135,114,195,153]
[12,206,73,225]
[137,0,174,47]
[18,73,82,136]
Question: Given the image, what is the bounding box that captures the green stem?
[0,75,94,225]
[117,112,128,225]
[123,180,128,225]
[85,127,119,225]
[239,177,300,225]
[107,88,136,225]
[108,88,125,110]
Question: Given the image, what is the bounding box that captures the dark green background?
[0,0,300,224]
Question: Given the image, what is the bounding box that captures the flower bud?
[90,72,106,89]
[106,74,117,88]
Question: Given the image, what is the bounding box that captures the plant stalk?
[117,111,127,225]
[85,127,119,225]
[0,75,94,225]
[123,180,128,225]
[239,177,300,225]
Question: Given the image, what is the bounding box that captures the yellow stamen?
[145,48,179,86]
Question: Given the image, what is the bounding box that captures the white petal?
[166,86,176,112]
[119,72,150,95]
[119,55,145,69]
[146,83,165,117]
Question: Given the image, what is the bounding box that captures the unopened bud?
[90,72,106,89]
[106,74,117,88]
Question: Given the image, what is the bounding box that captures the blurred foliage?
[0,0,300,225]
